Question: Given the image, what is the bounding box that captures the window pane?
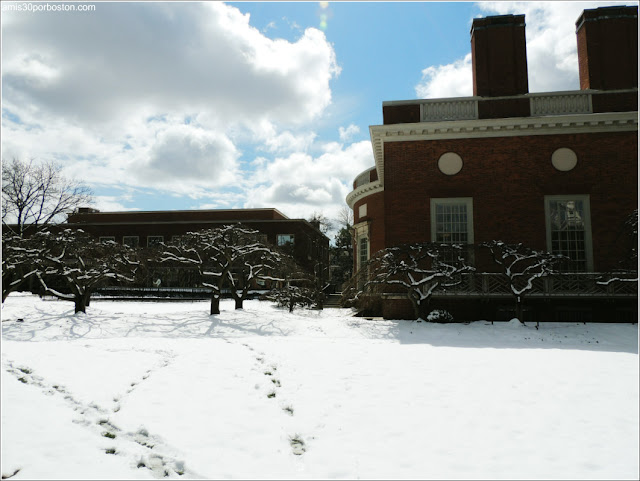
[548,198,588,271]
[434,203,467,244]
[277,234,294,246]
[359,237,368,267]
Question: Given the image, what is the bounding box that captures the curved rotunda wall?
[352,190,385,271]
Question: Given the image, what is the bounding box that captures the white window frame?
[357,235,369,271]
[147,235,164,247]
[430,197,474,244]
[99,236,115,243]
[544,195,593,272]
[123,236,139,248]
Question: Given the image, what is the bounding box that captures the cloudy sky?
[1,0,630,234]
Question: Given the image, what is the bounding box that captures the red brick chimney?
[576,6,638,91]
[471,14,529,97]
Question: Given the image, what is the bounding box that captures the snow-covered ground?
[1,293,638,480]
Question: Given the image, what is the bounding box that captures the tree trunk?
[408,291,421,320]
[74,294,88,314]
[417,297,431,321]
[235,298,243,310]
[210,295,220,315]
[515,299,524,324]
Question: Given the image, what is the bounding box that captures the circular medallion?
[551,148,577,172]
[438,152,463,175]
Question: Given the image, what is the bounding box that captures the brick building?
[347,6,638,321]
[65,207,330,286]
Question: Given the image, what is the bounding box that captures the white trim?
[370,111,638,185]
[346,180,383,209]
[357,235,369,272]
[352,221,370,273]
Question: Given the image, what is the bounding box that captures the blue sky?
[1,1,633,236]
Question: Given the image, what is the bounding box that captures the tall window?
[358,236,369,271]
[545,195,593,271]
[430,198,474,244]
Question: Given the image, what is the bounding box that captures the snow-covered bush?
[363,242,474,320]
[261,256,323,312]
[2,232,45,302]
[426,309,454,323]
[262,285,321,312]
[481,240,566,323]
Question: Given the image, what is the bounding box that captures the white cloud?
[142,125,239,186]
[415,1,626,98]
[2,3,340,128]
[93,196,140,213]
[249,120,318,154]
[1,2,340,198]
[339,124,360,142]
[244,140,374,224]
[416,54,473,99]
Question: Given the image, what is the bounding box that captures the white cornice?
[346,181,383,209]
[369,111,638,185]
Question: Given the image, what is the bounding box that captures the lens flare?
[318,2,331,31]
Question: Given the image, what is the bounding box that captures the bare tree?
[226,229,283,310]
[36,229,140,313]
[482,240,566,325]
[336,205,353,230]
[159,228,231,315]
[2,158,93,235]
[159,224,280,314]
[308,211,333,234]
[365,243,475,320]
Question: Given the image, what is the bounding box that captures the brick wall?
[471,14,529,97]
[382,130,637,271]
[67,208,288,224]
[383,104,420,125]
[576,6,638,91]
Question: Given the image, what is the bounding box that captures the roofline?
[70,207,290,219]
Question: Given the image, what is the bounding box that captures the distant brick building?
[347,6,638,321]
[65,207,330,286]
